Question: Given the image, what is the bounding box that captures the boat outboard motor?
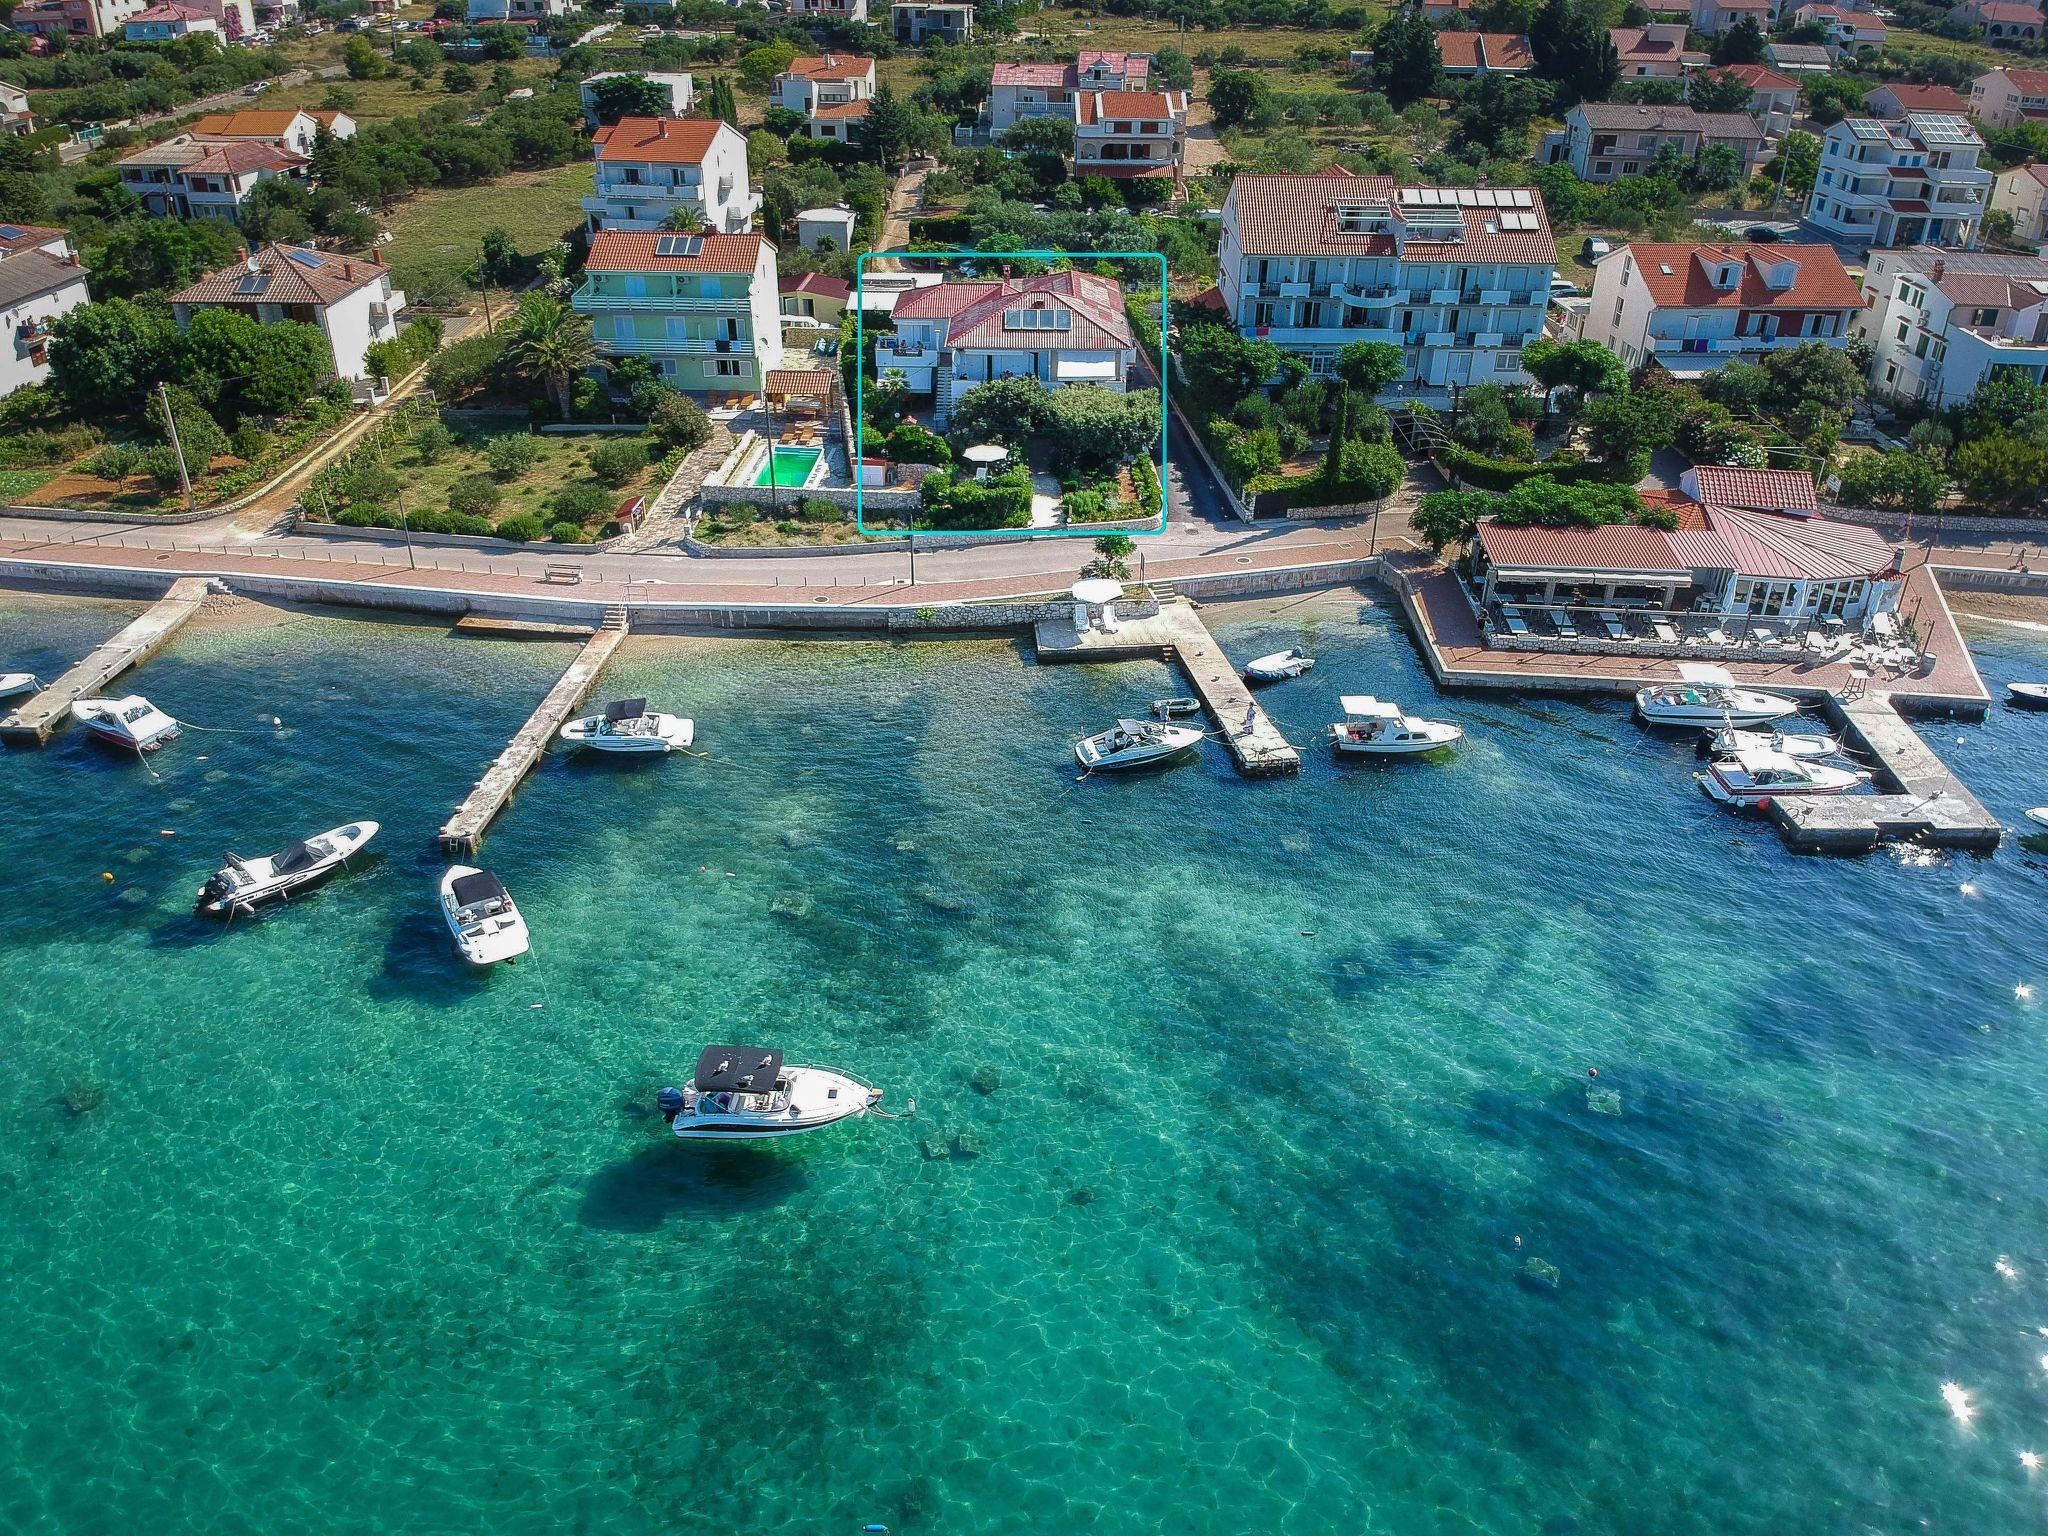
[657,1086,685,1124]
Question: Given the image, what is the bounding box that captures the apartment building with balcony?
[1714,65,1800,137]
[169,245,404,381]
[11,0,147,40]
[1582,241,1862,375]
[184,108,353,156]
[1970,66,2048,129]
[1556,103,1766,184]
[1993,160,2048,246]
[988,52,1150,137]
[877,269,1134,422]
[1857,247,2048,407]
[770,55,877,142]
[1804,114,1987,253]
[891,0,971,44]
[0,245,90,399]
[116,136,305,220]
[1787,3,1885,55]
[585,117,759,233]
[783,0,867,20]
[1689,0,1769,36]
[1214,167,1557,393]
[1073,88,1189,187]
[571,230,781,393]
[1612,23,1707,78]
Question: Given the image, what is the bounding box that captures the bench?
[540,564,582,585]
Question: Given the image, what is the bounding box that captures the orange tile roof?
[1688,465,1821,512]
[592,116,730,165]
[171,244,386,306]
[1998,66,2048,92]
[583,230,771,273]
[1867,83,1969,112]
[1439,32,1533,69]
[185,109,309,137]
[1621,242,1863,313]
[784,53,874,81]
[1720,63,1799,90]
[811,100,872,120]
[1091,89,1177,117]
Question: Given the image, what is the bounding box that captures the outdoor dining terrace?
[1477,598,1927,675]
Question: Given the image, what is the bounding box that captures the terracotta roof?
[1224,168,1556,264]
[1970,0,2043,19]
[131,3,211,20]
[1612,26,1693,58]
[1574,102,1762,138]
[1439,32,1534,70]
[185,109,310,138]
[991,61,1072,87]
[1620,242,1862,312]
[1993,67,2048,93]
[765,368,836,393]
[170,244,387,307]
[186,141,302,175]
[783,53,874,81]
[780,271,851,297]
[2012,162,2048,189]
[583,231,771,273]
[1688,465,1820,512]
[1088,89,1179,118]
[309,110,350,127]
[993,52,1148,90]
[896,269,1133,352]
[1720,63,1799,90]
[811,100,872,120]
[1079,50,1148,82]
[1868,83,1968,113]
[0,248,87,309]
[1478,521,1693,575]
[0,222,66,255]
[592,116,731,164]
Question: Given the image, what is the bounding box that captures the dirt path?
[874,160,932,264]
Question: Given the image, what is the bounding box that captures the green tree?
[1834,450,1948,517]
[442,62,476,93]
[484,432,543,479]
[588,439,649,485]
[1710,15,1766,64]
[649,392,711,452]
[1456,73,1553,159]
[344,34,388,81]
[1154,46,1195,90]
[1044,386,1161,474]
[1087,532,1135,580]
[47,299,178,415]
[1531,0,1618,107]
[1178,324,1297,413]
[1953,432,2048,513]
[1211,68,1278,127]
[412,422,456,463]
[737,42,797,88]
[506,293,600,418]
[589,73,670,123]
[1370,14,1441,109]
[1322,387,1349,485]
[0,170,50,224]
[1522,338,1626,399]
[1414,489,1483,553]
[1336,339,1405,397]
[85,218,240,300]
[1581,387,1679,462]
[1687,68,1755,115]
[178,308,329,418]
[948,375,1052,450]
[998,115,1075,156]
[858,83,943,169]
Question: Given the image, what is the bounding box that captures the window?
[712,358,745,376]
[1496,350,1521,371]
[1002,305,1071,330]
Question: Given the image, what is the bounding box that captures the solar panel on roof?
[1910,113,1978,145]
[1507,189,1532,206]
[0,225,24,240]
[654,234,703,257]
[1846,118,1888,139]
[286,249,327,269]
[234,272,270,295]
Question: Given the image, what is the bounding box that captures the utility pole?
[157,381,194,513]
[398,490,415,570]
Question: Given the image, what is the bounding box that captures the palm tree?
[661,205,705,234]
[507,292,601,419]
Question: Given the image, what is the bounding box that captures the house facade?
[1612,23,1707,78]
[1863,83,1969,119]
[1857,247,2048,408]
[125,4,217,40]
[783,0,867,20]
[1956,0,2045,39]
[169,245,405,381]
[116,136,305,219]
[182,108,352,155]
[1993,161,2048,246]
[878,269,1135,422]
[988,52,1150,137]
[1804,114,1988,253]
[1689,0,1769,35]
[1582,241,1863,375]
[794,204,857,251]
[579,71,694,125]
[571,230,781,393]
[1717,64,1800,136]
[891,0,971,43]
[585,117,758,233]
[1970,66,2048,129]
[770,54,877,140]
[0,82,31,135]
[1559,103,1765,184]
[1788,4,1885,55]
[779,270,848,325]
[10,0,147,38]
[1073,88,1189,187]
[1215,167,1556,393]
[0,247,91,399]
[466,0,568,19]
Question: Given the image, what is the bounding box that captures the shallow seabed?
[6,587,2048,1535]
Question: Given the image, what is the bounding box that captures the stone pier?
[0,577,211,745]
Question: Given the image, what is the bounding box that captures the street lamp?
[398,490,415,570]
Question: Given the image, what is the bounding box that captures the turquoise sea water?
[6,589,2048,1534]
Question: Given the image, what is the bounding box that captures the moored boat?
[659,1044,903,1140]
[438,865,530,966]
[559,698,694,754]
[2009,682,2048,709]
[0,672,39,703]
[1244,648,1315,684]
[1636,663,1798,728]
[1699,726,1840,761]
[1075,717,1204,771]
[1330,695,1463,756]
[70,694,179,752]
[195,821,379,916]
[1697,748,1865,808]
[2025,807,2048,830]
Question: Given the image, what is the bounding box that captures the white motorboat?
[1698,748,1866,808]
[70,694,179,752]
[1075,717,1204,770]
[1244,647,1315,683]
[659,1044,903,1141]
[2009,682,2048,709]
[438,865,530,966]
[559,697,694,753]
[0,672,39,702]
[1331,695,1463,756]
[1701,726,1840,761]
[1635,663,1798,728]
[195,820,379,916]
[2025,807,2048,830]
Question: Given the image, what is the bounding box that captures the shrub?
[495,512,545,542]
[86,443,143,482]
[587,439,649,486]
[649,392,711,453]
[884,422,951,466]
[444,512,495,536]
[345,462,402,506]
[143,444,186,493]
[405,509,450,534]
[412,422,457,463]
[230,424,273,462]
[795,496,841,524]
[549,521,589,543]
[484,433,541,480]
[425,331,507,401]
[551,482,611,523]
[336,504,401,528]
[448,475,503,517]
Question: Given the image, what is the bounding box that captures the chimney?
[372,246,383,266]
[1931,258,1945,282]
[658,119,667,138]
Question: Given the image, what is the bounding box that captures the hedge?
[1438,443,1639,492]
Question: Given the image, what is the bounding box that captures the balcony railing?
[597,335,758,357]
[573,286,752,313]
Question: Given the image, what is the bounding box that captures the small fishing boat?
[0,672,39,702]
[1699,725,1840,761]
[195,821,379,917]
[1698,748,1865,808]
[2025,807,2048,829]
[1244,647,1315,683]
[1331,695,1463,756]
[559,698,694,753]
[1150,696,1202,720]
[1075,717,1204,771]
[2009,682,2048,709]
[71,694,180,752]
[438,865,530,966]
[659,1044,904,1140]
[1636,663,1798,728]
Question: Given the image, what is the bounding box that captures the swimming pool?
[755,445,822,488]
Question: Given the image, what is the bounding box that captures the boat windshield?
[121,703,154,724]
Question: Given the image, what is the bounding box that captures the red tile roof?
[811,100,871,120]
[991,61,1071,87]
[1439,32,1534,69]
[1225,168,1556,264]
[784,53,874,81]
[186,109,310,137]
[1720,63,1799,90]
[0,222,66,255]
[1971,0,2043,20]
[592,116,730,165]
[764,368,836,393]
[1867,83,1969,113]
[896,269,1133,351]
[171,244,387,306]
[1688,465,1820,512]
[780,271,851,297]
[1620,242,1863,312]
[1089,89,1178,118]
[1995,66,2048,92]
[185,141,302,174]
[583,231,771,273]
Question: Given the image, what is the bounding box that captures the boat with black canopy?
[558,698,694,754]
[195,821,379,917]
[438,864,530,966]
[658,1044,903,1140]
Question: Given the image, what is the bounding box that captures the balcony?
[1428,287,1460,304]
[879,338,929,358]
[1423,330,1455,346]
[1478,288,1513,304]
[597,335,758,357]
[1336,283,1399,306]
[573,285,753,314]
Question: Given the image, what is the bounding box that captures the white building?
[1804,114,1988,254]
[783,0,866,19]
[1689,0,1770,35]
[879,269,1135,422]
[0,246,91,399]
[571,230,782,393]
[1857,247,2048,408]
[1073,87,1189,189]
[795,204,857,251]
[0,224,73,260]
[1993,161,2048,247]
[116,136,305,220]
[1557,103,1766,185]
[891,0,971,44]
[124,3,217,39]
[1970,66,2048,130]
[1716,64,1801,138]
[1787,3,1885,55]
[467,0,567,19]
[9,0,147,40]
[1611,23,1706,78]
[579,71,695,125]
[1214,168,1556,391]
[585,116,759,234]
[769,54,876,141]
[184,107,352,156]
[989,51,1150,138]
[0,82,31,136]
[169,245,406,382]
[1582,241,1864,375]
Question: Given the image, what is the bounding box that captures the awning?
[1055,358,1119,381]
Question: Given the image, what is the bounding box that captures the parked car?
[1743,224,1783,243]
[1549,276,1579,297]
[243,81,268,95]
[1583,237,1611,261]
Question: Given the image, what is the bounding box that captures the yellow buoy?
[101,872,114,882]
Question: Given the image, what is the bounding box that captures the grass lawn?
[385,413,662,533]
[0,468,55,501]
[381,162,595,303]
[260,56,561,127]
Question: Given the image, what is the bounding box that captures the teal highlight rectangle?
[852,248,1171,538]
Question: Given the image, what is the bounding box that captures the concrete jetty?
[438,614,629,855]
[1033,596,1301,777]
[1767,692,2002,853]
[0,577,211,745]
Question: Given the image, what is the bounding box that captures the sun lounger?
[1703,626,1732,647]
[1548,608,1577,639]
[1871,611,1899,641]
[1804,629,1827,652]
[1651,620,1679,644]
[1502,609,1529,636]
[1598,610,1625,640]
